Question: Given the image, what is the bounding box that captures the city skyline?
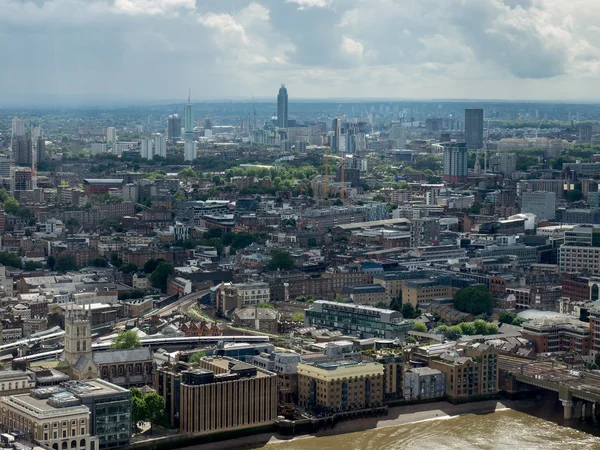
[3,0,600,103]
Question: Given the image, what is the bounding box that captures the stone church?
[61,304,153,386]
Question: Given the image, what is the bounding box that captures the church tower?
[63,304,98,380]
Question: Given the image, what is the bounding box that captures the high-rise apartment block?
[442,142,468,182]
[167,114,182,140]
[153,133,167,158]
[465,107,484,150]
[106,127,117,145]
[490,153,517,176]
[140,138,153,160]
[11,117,25,137]
[184,140,197,161]
[277,84,288,128]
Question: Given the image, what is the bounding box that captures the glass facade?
[89,396,131,450]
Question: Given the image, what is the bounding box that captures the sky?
[2,0,600,103]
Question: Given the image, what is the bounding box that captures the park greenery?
[150,262,175,292]
[498,311,526,326]
[131,388,167,433]
[453,286,494,315]
[435,319,499,341]
[111,330,141,349]
[267,250,295,271]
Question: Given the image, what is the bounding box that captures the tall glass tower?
[277,84,288,128]
[184,90,194,140]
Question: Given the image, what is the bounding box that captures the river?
[255,408,600,450]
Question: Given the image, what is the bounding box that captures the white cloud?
[2,0,600,100]
[342,37,363,57]
[285,0,332,10]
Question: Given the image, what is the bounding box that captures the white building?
[234,282,271,306]
[90,143,108,155]
[106,127,117,145]
[122,184,139,202]
[154,133,167,158]
[11,118,25,137]
[184,140,197,161]
[140,138,153,160]
[521,191,556,221]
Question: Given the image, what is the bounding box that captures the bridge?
[500,355,600,419]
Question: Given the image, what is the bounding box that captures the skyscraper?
[465,107,484,150]
[106,127,117,145]
[11,118,25,138]
[184,91,194,140]
[167,114,182,140]
[442,142,468,183]
[13,135,32,166]
[141,138,153,160]
[277,84,288,128]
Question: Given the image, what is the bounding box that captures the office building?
[304,300,412,340]
[297,359,384,411]
[11,117,25,138]
[522,317,591,355]
[276,84,288,128]
[521,191,556,220]
[341,284,387,306]
[587,308,600,355]
[442,142,468,182]
[404,367,446,400]
[90,143,108,155]
[465,107,484,150]
[0,379,129,450]
[153,133,167,158]
[106,127,117,145]
[389,121,407,146]
[517,179,564,199]
[140,138,153,160]
[155,357,277,434]
[560,225,600,274]
[184,140,197,161]
[167,114,182,140]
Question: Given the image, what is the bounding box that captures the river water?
[258,409,600,450]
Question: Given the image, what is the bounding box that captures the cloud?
[285,0,332,10]
[2,0,600,101]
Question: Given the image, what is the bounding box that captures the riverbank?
[183,399,537,450]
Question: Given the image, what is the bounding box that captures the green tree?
[453,286,493,315]
[150,262,174,291]
[332,199,344,206]
[204,228,223,239]
[130,388,147,425]
[178,167,198,180]
[110,330,141,349]
[291,312,305,322]
[144,393,167,434]
[110,253,122,268]
[231,232,254,251]
[406,336,417,345]
[446,325,462,341]
[189,351,206,364]
[473,319,489,335]
[23,261,42,271]
[390,297,402,311]
[499,311,517,325]
[89,257,108,268]
[565,190,583,202]
[401,303,417,319]
[119,263,138,274]
[55,255,78,272]
[267,251,294,271]
[258,302,275,309]
[47,255,56,271]
[485,322,499,335]
[0,252,22,269]
[413,322,428,333]
[3,197,19,214]
[459,322,476,336]
[144,258,162,274]
[372,194,387,203]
